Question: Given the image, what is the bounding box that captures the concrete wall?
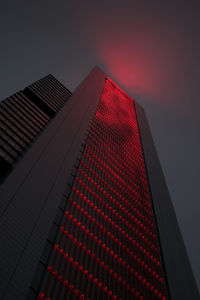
[0,67,106,300]
[135,102,199,300]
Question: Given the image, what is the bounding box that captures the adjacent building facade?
[0,67,199,300]
[0,74,71,182]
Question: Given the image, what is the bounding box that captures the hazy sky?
[0,0,200,291]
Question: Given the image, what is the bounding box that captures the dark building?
[0,67,199,300]
[0,74,71,181]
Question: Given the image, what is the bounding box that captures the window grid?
[39,75,70,98]
[4,99,41,133]
[12,94,47,127]
[17,92,50,122]
[0,139,18,160]
[36,80,67,102]
[0,104,37,137]
[38,79,167,300]
[0,112,31,143]
[0,128,23,154]
[29,85,59,112]
[0,147,14,164]
[44,78,69,98]
[0,122,26,148]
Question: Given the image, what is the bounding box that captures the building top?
[0,74,71,182]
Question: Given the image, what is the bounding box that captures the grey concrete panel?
[0,67,106,299]
[135,102,199,300]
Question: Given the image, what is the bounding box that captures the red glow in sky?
[91,31,175,105]
[82,5,197,110]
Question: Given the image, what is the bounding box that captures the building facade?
[0,74,71,182]
[0,67,199,300]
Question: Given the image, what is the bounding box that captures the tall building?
[0,74,71,181]
[0,67,199,300]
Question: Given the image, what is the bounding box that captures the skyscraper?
[0,67,199,300]
[0,74,71,181]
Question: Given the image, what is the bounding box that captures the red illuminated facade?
[37,78,168,300]
[0,67,199,300]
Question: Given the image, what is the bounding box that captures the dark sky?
[1,0,200,291]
